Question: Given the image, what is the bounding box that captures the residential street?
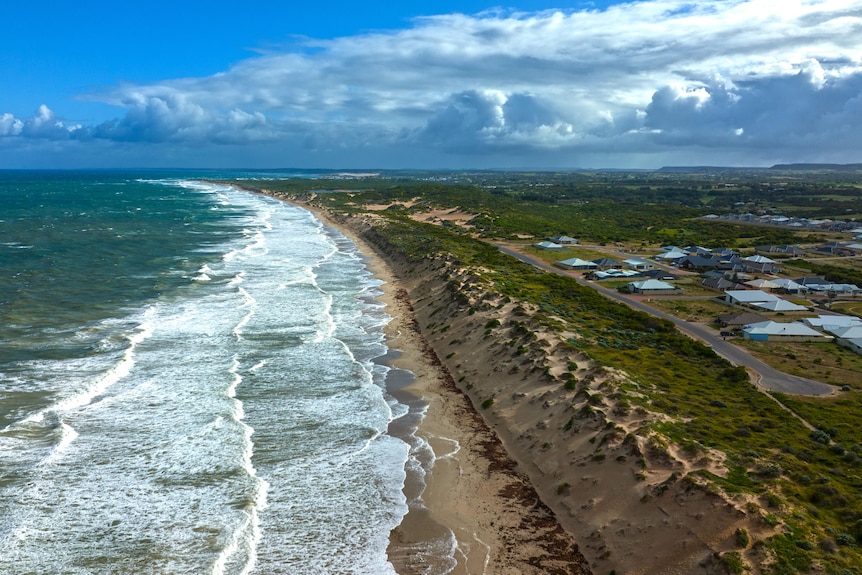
[495,244,836,397]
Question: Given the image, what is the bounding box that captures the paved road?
[495,244,835,397]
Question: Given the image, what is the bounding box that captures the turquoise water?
[0,172,414,574]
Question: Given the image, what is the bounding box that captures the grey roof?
[718,312,769,325]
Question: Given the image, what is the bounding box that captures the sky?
[2,0,862,169]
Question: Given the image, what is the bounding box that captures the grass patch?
[735,340,862,388]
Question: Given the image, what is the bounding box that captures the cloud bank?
[4,0,862,167]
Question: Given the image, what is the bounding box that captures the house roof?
[793,276,830,286]
[629,279,676,290]
[534,241,564,249]
[679,255,721,268]
[807,283,861,293]
[742,255,777,264]
[718,312,769,325]
[745,279,780,289]
[703,277,746,290]
[803,315,862,328]
[829,326,862,339]
[556,257,596,268]
[725,289,778,303]
[623,258,650,266]
[743,321,827,337]
[771,278,805,291]
[655,250,688,260]
[594,269,640,279]
[549,235,578,243]
[751,299,809,312]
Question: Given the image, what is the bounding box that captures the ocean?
[0,171,425,574]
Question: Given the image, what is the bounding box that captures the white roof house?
[655,250,688,260]
[555,257,598,270]
[743,321,832,341]
[807,283,861,295]
[534,241,564,250]
[829,325,862,339]
[772,278,806,293]
[751,299,809,312]
[803,315,862,329]
[725,290,778,305]
[628,279,678,293]
[742,255,777,264]
[593,269,641,279]
[623,258,653,271]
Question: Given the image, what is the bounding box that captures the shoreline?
[241,185,589,574]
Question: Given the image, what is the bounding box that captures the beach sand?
[292,201,589,574]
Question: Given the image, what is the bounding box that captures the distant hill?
[769,163,862,172]
[656,166,765,173]
[657,163,862,173]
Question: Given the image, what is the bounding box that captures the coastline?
[243,186,589,574]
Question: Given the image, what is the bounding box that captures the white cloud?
[0,113,23,136]
[4,0,862,166]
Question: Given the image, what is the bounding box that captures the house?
[655,250,688,263]
[592,257,620,270]
[678,255,723,271]
[741,255,780,274]
[750,299,809,312]
[712,248,740,258]
[589,269,641,280]
[534,241,564,250]
[555,257,598,271]
[642,269,678,281]
[745,278,780,290]
[755,245,803,257]
[549,235,578,245]
[683,245,713,256]
[623,258,654,271]
[742,321,832,342]
[725,290,778,306]
[627,279,682,294]
[802,315,862,330]
[826,325,862,339]
[838,338,862,355]
[793,277,830,288]
[806,283,861,296]
[718,312,769,328]
[816,241,849,255]
[702,277,747,291]
[702,270,727,280]
[771,278,807,294]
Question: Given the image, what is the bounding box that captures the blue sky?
[2,0,861,169]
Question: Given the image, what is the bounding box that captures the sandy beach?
[303,203,589,575]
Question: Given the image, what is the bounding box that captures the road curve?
[495,244,835,397]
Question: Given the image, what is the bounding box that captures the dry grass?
[735,339,862,388]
